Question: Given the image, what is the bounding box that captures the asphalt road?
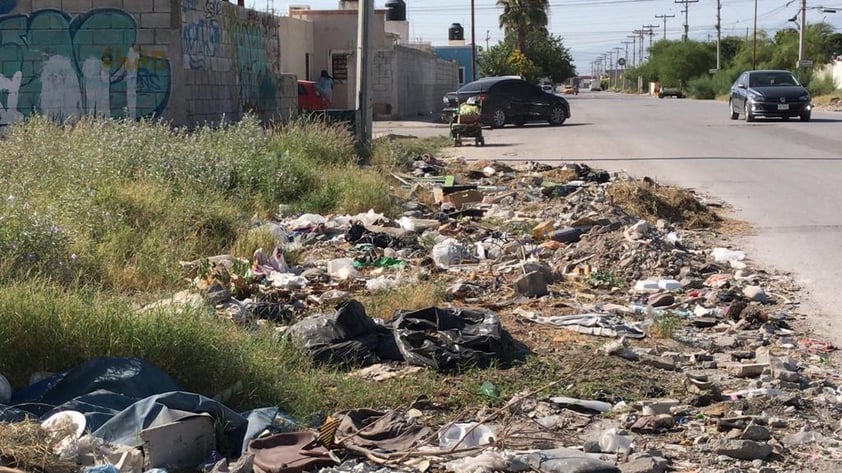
[374,92,842,342]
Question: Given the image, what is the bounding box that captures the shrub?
[808,73,838,96]
[688,75,716,99]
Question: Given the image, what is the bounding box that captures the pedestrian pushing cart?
[449,96,485,147]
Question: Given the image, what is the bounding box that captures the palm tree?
[497,0,550,53]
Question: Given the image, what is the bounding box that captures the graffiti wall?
[0,7,171,125]
[181,0,284,121]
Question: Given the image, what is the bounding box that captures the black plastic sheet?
[392,307,504,371]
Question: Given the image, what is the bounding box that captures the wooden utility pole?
[716,0,722,70]
[752,0,758,69]
[627,34,638,67]
[655,13,675,40]
[643,24,660,58]
[355,0,373,155]
[675,0,699,41]
[798,0,807,68]
[471,0,477,81]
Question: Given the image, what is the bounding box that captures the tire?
[548,104,566,126]
[744,103,755,122]
[800,112,811,122]
[729,101,739,120]
[658,93,664,99]
[491,108,506,128]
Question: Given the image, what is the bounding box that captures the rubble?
[3,157,842,473]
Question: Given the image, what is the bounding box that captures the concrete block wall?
[0,0,295,127]
[394,45,458,119]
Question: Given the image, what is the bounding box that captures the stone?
[625,220,651,240]
[713,440,772,460]
[638,399,680,416]
[743,286,770,303]
[714,335,737,349]
[739,425,771,441]
[631,414,675,433]
[620,455,668,473]
[728,363,769,378]
[513,271,549,297]
[647,293,675,307]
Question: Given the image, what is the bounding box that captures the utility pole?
[633,29,645,64]
[655,13,674,40]
[485,30,490,53]
[355,0,373,155]
[627,34,638,67]
[675,0,699,41]
[643,24,660,57]
[798,0,807,67]
[613,46,622,89]
[752,0,758,69]
[471,0,477,81]
[622,40,634,67]
[716,0,722,70]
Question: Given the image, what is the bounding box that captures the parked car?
[441,77,571,128]
[562,84,575,95]
[729,70,812,122]
[658,85,685,98]
[298,80,330,112]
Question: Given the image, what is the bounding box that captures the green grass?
[0,116,425,292]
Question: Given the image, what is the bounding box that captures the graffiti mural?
[231,20,276,114]
[181,0,222,70]
[0,8,171,125]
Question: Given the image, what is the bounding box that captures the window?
[330,51,351,81]
[458,67,465,85]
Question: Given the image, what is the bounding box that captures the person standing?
[317,70,335,105]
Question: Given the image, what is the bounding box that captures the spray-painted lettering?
[0,9,171,125]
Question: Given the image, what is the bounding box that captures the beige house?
[282,0,458,118]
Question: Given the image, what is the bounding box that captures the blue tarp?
[0,357,291,454]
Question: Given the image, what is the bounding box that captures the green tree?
[497,0,550,53]
[479,30,575,82]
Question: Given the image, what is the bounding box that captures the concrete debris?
[7,158,842,473]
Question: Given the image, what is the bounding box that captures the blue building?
[432,23,476,86]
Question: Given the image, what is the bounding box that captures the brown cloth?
[247,431,336,473]
[334,409,432,453]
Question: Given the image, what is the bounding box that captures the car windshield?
[749,72,800,87]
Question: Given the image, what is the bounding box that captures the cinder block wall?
[0,0,295,127]
[395,45,458,119]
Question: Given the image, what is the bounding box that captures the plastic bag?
[431,239,477,268]
[287,300,402,367]
[391,307,505,371]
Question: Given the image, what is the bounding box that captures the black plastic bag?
[392,307,504,371]
[287,300,402,367]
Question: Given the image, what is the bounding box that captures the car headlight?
[443,96,450,104]
[747,90,764,101]
[799,94,810,102]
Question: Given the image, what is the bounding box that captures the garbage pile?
[3,157,842,473]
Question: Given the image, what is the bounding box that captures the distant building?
[432,23,476,86]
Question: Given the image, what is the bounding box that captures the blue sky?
[257,0,842,72]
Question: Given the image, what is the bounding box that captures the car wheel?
[800,112,811,122]
[491,108,506,128]
[658,93,664,99]
[548,104,566,126]
[744,103,755,122]
[729,101,739,120]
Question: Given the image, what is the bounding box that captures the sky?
[254,0,842,73]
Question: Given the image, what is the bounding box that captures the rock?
[739,425,771,441]
[743,286,769,303]
[205,281,232,305]
[513,271,548,297]
[728,363,768,378]
[625,220,650,240]
[713,440,772,460]
[583,440,602,453]
[647,293,675,308]
[620,455,668,473]
[631,414,675,433]
[714,335,738,349]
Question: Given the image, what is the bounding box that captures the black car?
[441,77,570,128]
[729,70,812,122]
